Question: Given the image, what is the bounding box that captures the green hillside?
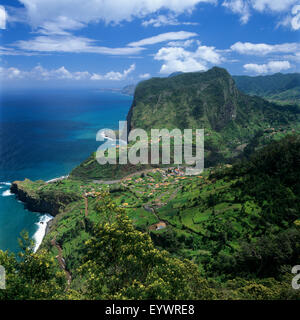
[128,68,299,134]
[4,134,300,299]
[233,73,300,105]
[2,67,300,300]
[70,67,299,181]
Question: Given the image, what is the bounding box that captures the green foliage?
[233,72,300,105]
[68,68,300,181]
[0,232,66,300]
[7,67,300,301]
[79,208,215,300]
[155,135,300,281]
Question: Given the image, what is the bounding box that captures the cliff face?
[70,68,300,180]
[127,67,299,135]
[10,180,81,216]
[127,67,240,133]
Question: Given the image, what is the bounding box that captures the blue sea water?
[0,88,132,253]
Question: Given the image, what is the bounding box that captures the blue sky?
[0,0,299,88]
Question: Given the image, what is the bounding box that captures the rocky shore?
[10,181,60,216]
[10,179,80,217]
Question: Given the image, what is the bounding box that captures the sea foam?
[2,189,13,197]
[46,175,69,184]
[33,214,53,252]
[0,182,11,186]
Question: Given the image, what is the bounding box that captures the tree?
[0,232,66,300]
[79,201,216,299]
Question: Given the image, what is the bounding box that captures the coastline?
[33,213,53,252]
[10,130,123,252]
[46,175,69,184]
[45,218,54,236]
[10,175,68,252]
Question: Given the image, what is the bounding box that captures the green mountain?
[128,67,299,133]
[233,73,300,105]
[127,67,299,159]
[168,71,184,78]
[69,67,299,181]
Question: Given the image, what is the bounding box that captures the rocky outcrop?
[10,180,80,216]
[126,67,241,133]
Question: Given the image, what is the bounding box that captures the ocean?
[0,88,132,253]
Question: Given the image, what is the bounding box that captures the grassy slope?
[233,73,300,106]
[15,134,300,298]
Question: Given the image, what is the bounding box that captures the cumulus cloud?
[6,1,211,56]
[231,41,300,55]
[91,64,136,81]
[0,65,92,81]
[0,6,6,29]
[222,0,299,25]
[0,64,136,81]
[243,60,291,74]
[0,67,22,79]
[18,0,214,32]
[154,44,223,74]
[128,31,197,47]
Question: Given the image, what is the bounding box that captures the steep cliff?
[127,67,298,134]
[11,179,81,216]
[71,67,299,180]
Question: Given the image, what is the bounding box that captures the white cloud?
[15,35,144,55]
[276,4,300,31]
[231,41,300,55]
[91,64,136,81]
[0,67,22,79]
[291,4,300,30]
[37,16,86,36]
[139,73,151,79]
[14,31,199,56]
[222,0,299,25]
[27,65,92,80]
[222,0,250,24]
[18,0,214,31]
[5,6,27,24]
[243,60,291,74]
[251,0,298,12]
[142,14,198,27]
[0,6,6,29]
[0,64,136,81]
[154,44,223,74]
[167,39,200,48]
[128,31,197,47]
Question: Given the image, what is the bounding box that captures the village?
[78,166,207,232]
